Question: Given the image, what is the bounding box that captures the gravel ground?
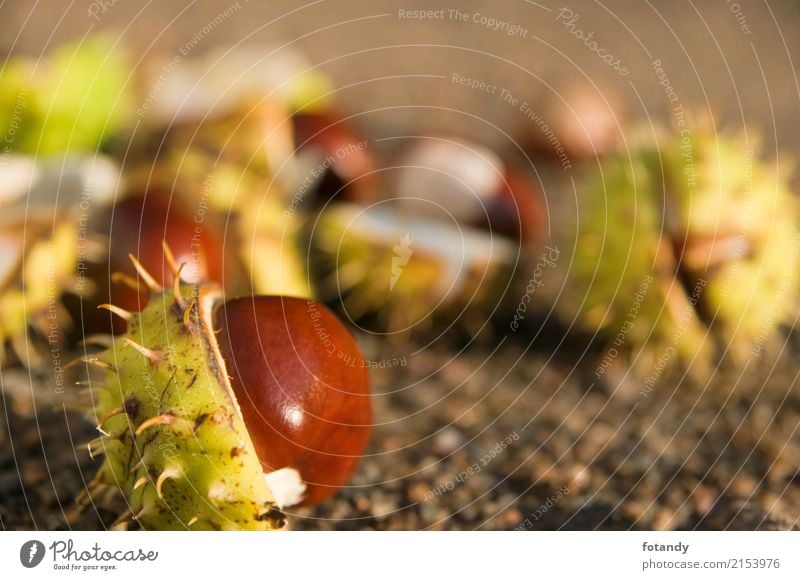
[3,329,799,531]
[292,334,800,531]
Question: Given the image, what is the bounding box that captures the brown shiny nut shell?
[214,295,372,506]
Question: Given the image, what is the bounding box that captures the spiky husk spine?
[131,98,312,299]
[86,282,283,530]
[561,129,798,369]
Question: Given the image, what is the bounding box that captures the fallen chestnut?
[80,256,371,529]
[216,296,372,506]
[77,190,242,334]
[556,126,798,374]
[311,136,542,333]
[391,137,542,242]
[292,110,377,208]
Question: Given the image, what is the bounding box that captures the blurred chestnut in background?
[71,190,242,335]
[292,110,377,208]
[391,137,543,242]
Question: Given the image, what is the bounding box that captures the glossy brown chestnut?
[81,190,239,334]
[214,295,372,506]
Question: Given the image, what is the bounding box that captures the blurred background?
[2,0,800,531]
[2,0,799,150]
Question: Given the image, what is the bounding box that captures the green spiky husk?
[662,131,799,357]
[89,283,283,530]
[312,203,515,331]
[564,151,711,362]
[0,36,132,154]
[561,129,798,367]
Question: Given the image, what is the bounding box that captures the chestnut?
[78,190,241,334]
[82,255,373,528]
[310,136,543,333]
[292,110,377,208]
[214,296,372,506]
[391,137,543,242]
